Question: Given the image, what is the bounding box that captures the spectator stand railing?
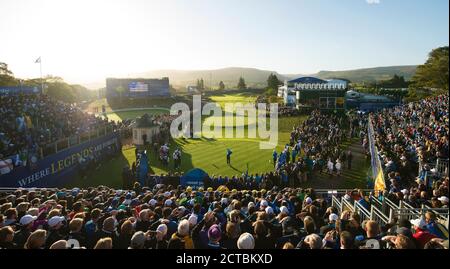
[418,158,449,179]
[0,187,57,193]
[354,200,371,222]
[369,195,383,210]
[2,125,131,172]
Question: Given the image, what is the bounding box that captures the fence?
[332,194,449,229]
[3,125,131,172]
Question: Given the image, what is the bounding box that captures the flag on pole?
[35,57,41,63]
[374,170,386,193]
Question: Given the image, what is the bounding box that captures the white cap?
[305,197,313,204]
[410,218,427,229]
[265,206,274,215]
[260,200,268,208]
[329,213,339,222]
[401,189,409,195]
[188,214,198,226]
[221,198,228,205]
[157,224,168,236]
[48,216,65,227]
[280,206,289,215]
[149,199,157,206]
[178,206,187,214]
[20,214,37,226]
[164,199,173,207]
[438,196,449,203]
[247,202,255,208]
[164,191,171,198]
[237,233,255,249]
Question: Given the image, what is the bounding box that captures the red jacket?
[413,228,437,249]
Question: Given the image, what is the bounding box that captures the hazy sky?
[0,0,448,84]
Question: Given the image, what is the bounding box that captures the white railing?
[354,200,371,221]
[331,195,342,213]
[370,205,390,226]
[341,198,355,213]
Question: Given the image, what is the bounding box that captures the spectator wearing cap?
[45,216,66,248]
[207,224,223,249]
[438,196,449,208]
[135,209,152,232]
[411,218,437,248]
[0,226,17,249]
[148,224,168,249]
[14,214,37,248]
[237,232,255,249]
[320,213,339,236]
[168,219,193,249]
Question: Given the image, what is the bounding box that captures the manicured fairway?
[73,94,368,189]
[72,96,305,187]
[103,108,169,122]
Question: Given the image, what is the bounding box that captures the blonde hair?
[94,237,113,249]
[48,209,61,219]
[282,242,294,249]
[24,229,47,249]
[69,218,83,232]
[50,240,68,249]
[120,220,134,236]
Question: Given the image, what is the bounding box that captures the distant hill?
[130,67,289,89]
[305,65,417,83]
[81,65,417,89]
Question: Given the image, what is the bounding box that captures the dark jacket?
[14,228,31,249]
[45,229,67,249]
[67,232,87,248]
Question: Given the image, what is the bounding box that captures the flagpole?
[40,57,43,94]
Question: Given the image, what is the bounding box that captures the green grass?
[73,93,367,189]
[103,108,169,123]
[71,98,306,188]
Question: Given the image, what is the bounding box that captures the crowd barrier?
[0,131,121,188]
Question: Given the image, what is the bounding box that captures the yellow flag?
[374,170,386,192]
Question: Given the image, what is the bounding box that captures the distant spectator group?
[0,94,125,175]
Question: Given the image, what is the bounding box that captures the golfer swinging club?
[226,148,233,165]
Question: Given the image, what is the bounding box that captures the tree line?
[0,62,97,103]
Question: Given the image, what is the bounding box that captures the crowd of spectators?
[0,94,125,175]
[0,184,447,250]
[369,94,449,203]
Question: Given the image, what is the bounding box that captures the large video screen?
[106,78,170,98]
[129,82,149,92]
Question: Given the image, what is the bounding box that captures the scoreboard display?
[106,78,170,98]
